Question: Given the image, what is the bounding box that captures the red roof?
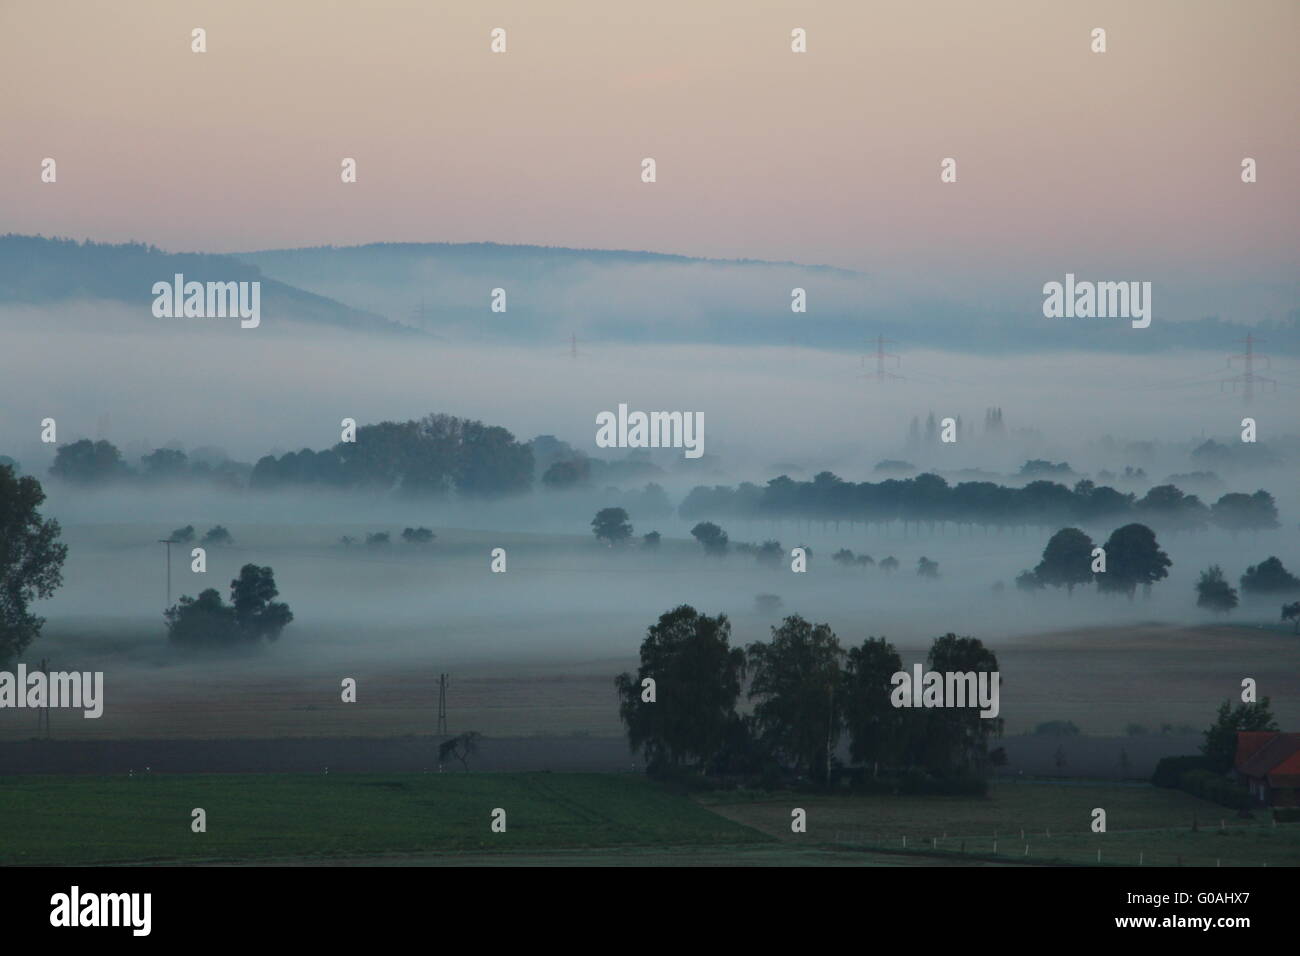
[1269,749,1300,789]
[1234,731,1279,770]
[1236,732,1300,786]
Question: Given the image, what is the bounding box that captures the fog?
[3,301,1298,735]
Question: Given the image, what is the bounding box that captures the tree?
[541,458,590,490]
[1201,697,1278,773]
[1034,527,1095,595]
[401,526,435,545]
[689,521,729,556]
[746,615,844,783]
[49,439,127,485]
[1282,602,1300,633]
[879,555,899,572]
[592,507,633,546]
[169,565,292,646]
[1211,490,1279,535]
[756,540,783,569]
[614,606,745,774]
[832,549,856,566]
[641,531,661,550]
[164,588,238,646]
[169,524,196,543]
[1015,569,1044,592]
[366,532,390,548]
[230,565,293,641]
[841,637,903,773]
[916,556,939,578]
[0,466,68,663]
[140,448,188,481]
[1240,556,1300,595]
[1195,565,1238,614]
[202,525,232,546]
[909,634,1003,776]
[438,731,482,770]
[1096,523,1171,598]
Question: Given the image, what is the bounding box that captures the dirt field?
[3,622,1294,747]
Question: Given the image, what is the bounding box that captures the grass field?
[702,780,1300,867]
[3,772,1295,867]
[0,772,768,866]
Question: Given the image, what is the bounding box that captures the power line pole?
[869,335,903,382]
[1222,333,1276,404]
[38,657,50,737]
[437,672,448,735]
[157,538,174,607]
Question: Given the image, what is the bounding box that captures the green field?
[0,772,769,865]
[701,780,1300,867]
[3,773,1296,866]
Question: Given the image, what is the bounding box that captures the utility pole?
[570,333,578,359]
[38,657,50,737]
[157,538,174,607]
[437,672,448,735]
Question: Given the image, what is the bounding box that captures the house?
[1234,732,1300,807]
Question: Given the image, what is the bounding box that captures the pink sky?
[2,0,1296,289]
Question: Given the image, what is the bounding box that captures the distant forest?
[17,409,1283,536]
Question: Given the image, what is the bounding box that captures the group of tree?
[164,565,293,648]
[250,414,533,498]
[166,524,233,546]
[615,605,1002,788]
[1017,523,1171,598]
[1196,556,1300,616]
[678,471,1278,535]
[1152,697,1279,809]
[0,465,68,663]
[590,508,664,550]
[49,440,249,489]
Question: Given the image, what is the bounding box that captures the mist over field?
[2,293,1298,744]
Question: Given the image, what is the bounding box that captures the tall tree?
[689,521,729,556]
[1240,556,1300,594]
[591,507,633,546]
[614,606,745,773]
[49,439,128,485]
[908,634,1004,776]
[1034,527,1095,595]
[1195,565,1238,614]
[1096,523,1171,599]
[0,466,68,663]
[1201,698,1278,773]
[746,615,844,783]
[841,637,903,773]
[230,565,293,641]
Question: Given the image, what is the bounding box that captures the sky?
[2,0,1297,321]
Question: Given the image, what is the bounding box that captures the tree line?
[679,472,1278,534]
[616,606,1003,791]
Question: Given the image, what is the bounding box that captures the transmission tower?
[867,335,904,382]
[1220,333,1276,404]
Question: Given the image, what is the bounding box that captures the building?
[1234,732,1300,807]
